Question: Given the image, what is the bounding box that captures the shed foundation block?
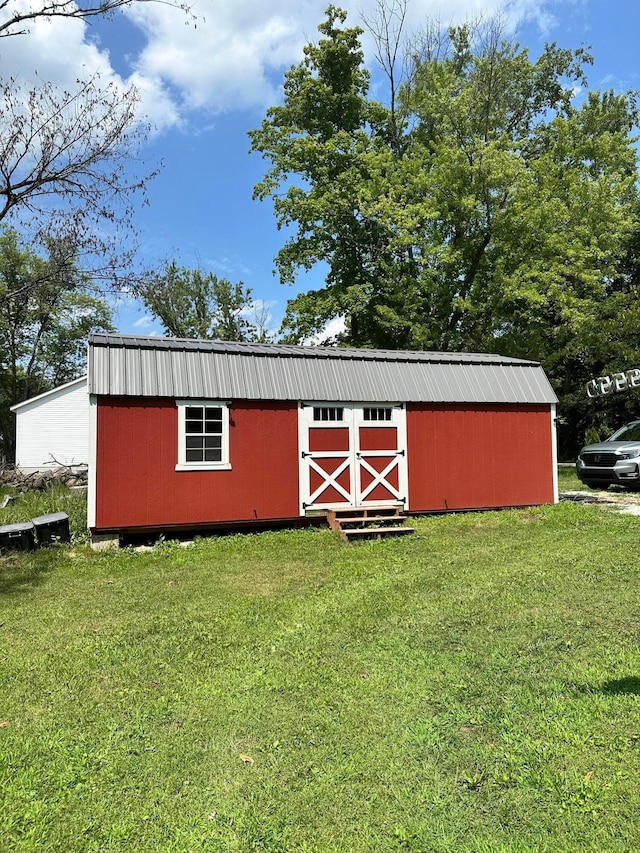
[90,532,120,550]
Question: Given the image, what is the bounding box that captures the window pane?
[313,406,344,422]
[186,434,204,461]
[185,407,204,434]
[364,407,391,421]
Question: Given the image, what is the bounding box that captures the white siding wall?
[14,378,88,471]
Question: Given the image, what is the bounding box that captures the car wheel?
[584,481,609,490]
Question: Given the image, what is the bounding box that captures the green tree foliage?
[0,228,114,462]
[135,262,271,342]
[249,6,640,455]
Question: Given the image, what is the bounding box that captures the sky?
[5,0,640,338]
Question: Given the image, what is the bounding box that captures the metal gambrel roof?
[87,334,558,405]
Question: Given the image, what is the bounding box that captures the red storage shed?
[87,334,558,543]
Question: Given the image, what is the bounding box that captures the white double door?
[298,403,408,513]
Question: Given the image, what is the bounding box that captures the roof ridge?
[88,333,539,367]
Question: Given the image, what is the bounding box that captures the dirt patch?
[561,489,640,516]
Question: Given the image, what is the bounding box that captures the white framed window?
[313,406,344,422]
[176,400,231,471]
[363,407,393,422]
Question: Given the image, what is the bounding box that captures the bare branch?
[0,72,158,288]
[361,0,409,152]
[0,0,195,39]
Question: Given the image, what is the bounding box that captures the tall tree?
[0,227,113,461]
[135,262,271,342]
[250,5,381,346]
[250,7,640,455]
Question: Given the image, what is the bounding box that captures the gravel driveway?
[561,489,640,516]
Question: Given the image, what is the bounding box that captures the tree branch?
[0,0,194,38]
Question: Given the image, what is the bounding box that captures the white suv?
[576,421,640,489]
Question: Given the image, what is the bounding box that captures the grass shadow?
[601,676,640,695]
[0,549,60,597]
[570,676,640,696]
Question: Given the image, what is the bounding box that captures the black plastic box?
[31,512,71,545]
[0,521,36,552]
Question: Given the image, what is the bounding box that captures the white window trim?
[175,399,232,471]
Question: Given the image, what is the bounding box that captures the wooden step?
[342,526,415,541]
[328,504,401,519]
[326,504,414,542]
[338,514,407,527]
[326,506,401,529]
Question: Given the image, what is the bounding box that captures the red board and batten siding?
[406,403,555,511]
[94,397,554,532]
[95,397,299,530]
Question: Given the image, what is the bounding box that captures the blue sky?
[6,0,640,338]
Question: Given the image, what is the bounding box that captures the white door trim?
[298,402,408,514]
[87,394,97,529]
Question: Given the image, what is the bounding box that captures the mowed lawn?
[2,488,640,851]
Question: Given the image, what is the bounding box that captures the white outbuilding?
[10,376,88,472]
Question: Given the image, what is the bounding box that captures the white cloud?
[306,315,347,346]
[124,0,309,113]
[129,312,162,335]
[208,254,254,279]
[0,0,560,129]
[133,315,155,327]
[0,1,108,88]
[0,0,179,128]
[125,0,527,118]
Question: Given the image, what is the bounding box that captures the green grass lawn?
[2,489,640,851]
[557,464,585,492]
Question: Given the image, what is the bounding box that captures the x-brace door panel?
[299,404,408,513]
[354,413,408,507]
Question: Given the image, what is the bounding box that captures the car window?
[608,422,640,442]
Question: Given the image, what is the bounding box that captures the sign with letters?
[586,368,640,398]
